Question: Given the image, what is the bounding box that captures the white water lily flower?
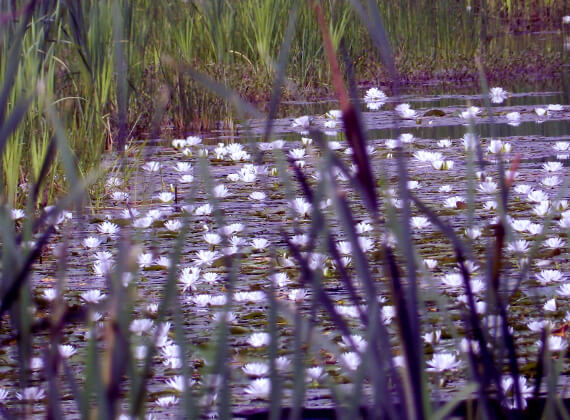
[427,353,462,372]
[292,115,310,128]
[106,176,122,188]
[489,87,507,103]
[59,344,77,358]
[507,240,530,253]
[137,252,153,268]
[356,221,373,234]
[247,332,270,348]
[541,176,562,187]
[97,221,119,235]
[536,269,564,285]
[527,320,553,332]
[155,256,171,268]
[194,250,219,267]
[165,375,194,393]
[527,190,549,202]
[514,184,532,194]
[547,104,563,111]
[557,284,570,296]
[533,201,550,217]
[203,233,222,246]
[130,319,154,335]
[341,335,367,352]
[289,148,306,160]
[172,139,187,149]
[487,140,511,154]
[42,288,58,301]
[164,219,182,232]
[437,139,452,148]
[554,200,569,211]
[462,133,478,150]
[93,260,112,277]
[306,366,327,382]
[179,174,194,183]
[336,241,352,255]
[234,291,266,303]
[385,139,399,149]
[242,362,269,377]
[535,107,546,117]
[506,111,521,126]
[111,191,129,201]
[195,203,213,216]
[251,238,269,251]
[546,336,568,352]
[80,289,106,304]
[423,259,438,269]
[544,237,564,249]
[11,208,25,220]
[212,310,237,324]
[142,161,161,172]
[465,227,482,240]
[156,192,174,203]
[381,306,395,323]
[212,184,229,198]
[185,135,202,146]
[414,150,442,162]
[423,330,442,345]
[441,273,463,288]
[271,272,291,287]
[155,396,179,408]
[358,236,375,252]
[477,181,497,194]
[544,298,557,312]
[245,378,271,399]
[461,106,480,119]
[0,388,9,401]
[16,387,45,401]
[325,109,342,120]
[411,216,430,230]
[483,200,497,211]
[202,272,219,284]
[395,103,417,119]
[82,236,102,249]
[249,191,266,201]
[431,160,454,170]
[133,216,152,228]
[399,133,415,144]
[341,352,361,371]
[173,162,192,173]
[511,219,531,232]
[501,375,533,409]
[364,87,387,103]
[290,197,311,217]
[275,356,291,372]
[288,289,309,302]
[559,216,570,229]
[553,141,569,151]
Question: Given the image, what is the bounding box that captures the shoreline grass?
[1,1,567,209]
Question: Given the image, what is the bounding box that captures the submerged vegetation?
[0,0,569,419]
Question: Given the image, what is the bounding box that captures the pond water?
[3,81,570,417]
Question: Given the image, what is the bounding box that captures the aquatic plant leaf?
[423,109,446,117]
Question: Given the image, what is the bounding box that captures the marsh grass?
[2,0,566,205]
[0,0,569,419]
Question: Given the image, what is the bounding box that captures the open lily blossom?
[395,103,417,119]
[489,87,508,103]
[427,353,462,372]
